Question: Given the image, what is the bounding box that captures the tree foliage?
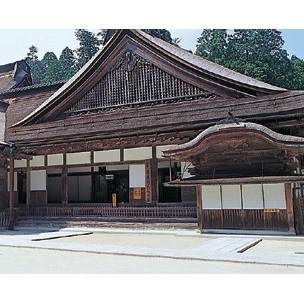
[59,47,78,80]
[195,29,304,89]
[25,45,44,84]
[74,29,101,68]
[25,29,304,90]
[25,29,179,85]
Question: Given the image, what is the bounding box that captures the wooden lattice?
[65,50,216,115]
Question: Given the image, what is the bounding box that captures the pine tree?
[195,29,295,89]
[25,45,44,84]
[74,29,101,68]
[59,47,78,80]
[41,52,61,83]
[195,29,228,65]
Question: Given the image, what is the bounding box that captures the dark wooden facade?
[1,29,304,232]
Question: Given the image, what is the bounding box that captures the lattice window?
[65,50,216,115]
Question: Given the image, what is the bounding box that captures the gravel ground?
[0,245,303,274]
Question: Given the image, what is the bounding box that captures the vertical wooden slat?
[285,183,295,233]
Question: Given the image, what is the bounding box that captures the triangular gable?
[15,29,286,126]
[63,49,215,117]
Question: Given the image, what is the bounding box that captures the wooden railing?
[0,210,9,227]
[17,205,197,220]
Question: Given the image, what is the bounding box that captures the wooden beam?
[167,175,304,186]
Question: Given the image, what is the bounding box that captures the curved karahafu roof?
[14,29,286,127]
[163,121,304,184]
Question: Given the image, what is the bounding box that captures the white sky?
[0,29,303,66]
[0,1,303,65]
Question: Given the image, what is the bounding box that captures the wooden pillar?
[62,153,68,204]
[7,156,15,230]
[151,146,158,204]
[285,183,295,233]
[26,159,30,207]
[196,185,203,232]
[292,184,304,235]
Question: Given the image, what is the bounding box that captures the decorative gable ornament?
[64,49,217,116]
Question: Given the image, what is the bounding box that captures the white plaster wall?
[129,164,145,188]
[242,184,264,209]
[0,113,5,142]
[30,155,45,167]
[48,154,63,166]
[30,170,47,191]
[221,185,242,209]
[14,159,27,168]
[263,183,286,209]
[94,149,120,163]
[124,147,152,161]
[156,145,178,158]
[202,185,221,209]
[67,152,91,165]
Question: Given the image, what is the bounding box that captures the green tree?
[287,55,304,89]
[75,29,101,68]
[195,29,228,65]
[41,52,61,83]
[195,29,295,89]
[227,29,291,86]
[58,47,78,80]
[25,45,44,84]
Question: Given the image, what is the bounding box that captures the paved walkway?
[0,225,304,267]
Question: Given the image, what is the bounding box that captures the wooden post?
[7,156,15,230]
[285,183,295,233]
[26,159,30,207]
[196,185,203,232]
[293,185,304,235]
[151,146,158,204]
[62,153,68,204]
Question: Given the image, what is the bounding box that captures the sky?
[0,29,304,66]
[0,1,304,67]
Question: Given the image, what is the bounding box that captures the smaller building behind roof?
[0,60,32,92]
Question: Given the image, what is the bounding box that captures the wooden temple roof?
[163,121,304,184]
[14,29,286,127]
[3,29,304,156]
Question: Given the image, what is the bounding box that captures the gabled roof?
[0,60,32,93]
[14,29,286,127]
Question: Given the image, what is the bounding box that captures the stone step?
[15,217,198,230]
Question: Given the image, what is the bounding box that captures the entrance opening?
[93,167,129,204]
[158,162,181,202]
[17,172,26,204]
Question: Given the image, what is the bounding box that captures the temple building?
[1,29,304,233]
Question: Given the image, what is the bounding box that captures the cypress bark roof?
[14,29,287,127]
